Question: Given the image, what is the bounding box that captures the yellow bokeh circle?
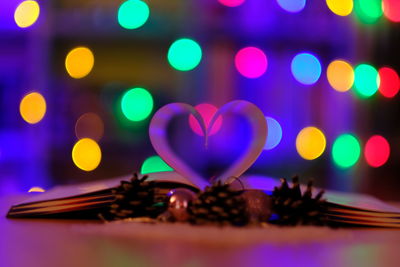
[327,60,354,92]
[296,127,327,160]
[326,0,353,17]
[65,47,95,79]
[72,138,102,171]
[20,92,46,124]
[14,0,40,28]
[28,186,45,193]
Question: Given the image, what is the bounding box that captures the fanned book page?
[7,172,198,218]
[7,172,400,227]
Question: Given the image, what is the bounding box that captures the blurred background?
[0,0,399,200]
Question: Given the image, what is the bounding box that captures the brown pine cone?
[271,176,328,226]
[189,181,248,226]
[105,173,167,220]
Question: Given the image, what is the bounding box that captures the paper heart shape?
[149,100,267,189]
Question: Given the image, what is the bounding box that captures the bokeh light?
[264,117,282,150]
[332,134,361,168]
[235,47,268,79]
[121,87,153,121]
[65,47,94,79]
[14,0,40,28]
[141,155,173,174]
[276,0,306,13]
[383,0,400,22]
[72,138,102,171]
[189,103,223,136]
[20,92,46,124]
[365,135,390,168]
[327,60,354,92]
[28,186,45,193]
[354,0,383,24]
[378,67,399,98]
[75,112,104,141]
[291,53,322,85]
[117,0,150,29]
[296,127,326,160]
[326,0,353,16]
[354,64,379,98]
[218,0,246,7]
[167,38,202,71]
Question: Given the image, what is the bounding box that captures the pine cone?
[105,173,167,220]
[189,181,248,226]
[271,176,328,226]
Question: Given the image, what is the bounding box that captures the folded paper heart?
[149,100,268,189]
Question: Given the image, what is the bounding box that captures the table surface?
[2,195,400,267]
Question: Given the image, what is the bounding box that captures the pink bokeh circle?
[218,0,246,7]
[189,103,223,136]
[383,0,400,22]
[235,47,268,78]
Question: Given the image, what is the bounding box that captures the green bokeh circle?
[167,38,202,71]
[332,134,361,168]
[354,64,379,98]
[118,0,150,30]
[121,87,153,121]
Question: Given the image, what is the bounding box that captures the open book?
[7,172,400,228]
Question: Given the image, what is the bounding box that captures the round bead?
[168,188,196,222]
